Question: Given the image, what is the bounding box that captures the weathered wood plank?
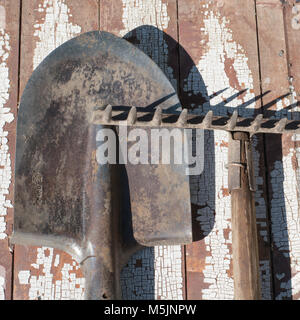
[229,132,261,300]
[272,0,300,300]
[256,0,300,300]
[13,0,98,300]
[0,0,20,300]
[100,0,186,300]
[285,1,300,113]
[178,0,272,299]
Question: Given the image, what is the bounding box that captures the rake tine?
[203,110,213,128]
[103,104,112,123]
[275,117,287,133]
[152,106,162,126]
[250,114,263,132]
[97,105,298,135]
[176,109,188,127]
[127,106,137,125]
[227,110,238,130]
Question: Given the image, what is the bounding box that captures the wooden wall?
[0,0,299,300]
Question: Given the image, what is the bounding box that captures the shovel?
[10,31,193,300]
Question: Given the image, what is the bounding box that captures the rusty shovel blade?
[10,31,193,299]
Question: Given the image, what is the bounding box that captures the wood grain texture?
[284,3,300,298]
[229,132,261,300]
[285,0,300,114]
[178,0,272,299]
[256,0,299,300]
[0,0,20,300]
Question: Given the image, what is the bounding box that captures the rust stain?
[221,187,230,197]
[185,244,206,272]
[220,140,229,148]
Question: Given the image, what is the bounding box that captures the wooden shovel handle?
[228,132,261,300]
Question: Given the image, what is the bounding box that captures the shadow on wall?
[119,25,293,300]
[265,134,292,300]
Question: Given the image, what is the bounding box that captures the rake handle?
[228,132,261,300]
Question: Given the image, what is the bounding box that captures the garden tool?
[11,31,192,300]
[11,30,296,300]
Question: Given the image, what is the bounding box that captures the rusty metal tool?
[11,30,295,300]
[11,31,192,300]
[96,105,297,299]
[95,105,264,299]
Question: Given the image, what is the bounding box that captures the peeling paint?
[0,265,5,300]
[18,270,30,285]
[121,248,155,299]
[121,246,183,300]
[0,4,14,242]
[154,245,183,300]
[185,9,270,299]
[0,5,5,30]
[17,247,84,300]
[33,0,81,69]
[121,0,176,90]
[120,0,170,37]
[291,4,300,30]
[270,149,300,299]
[259,260,271,298]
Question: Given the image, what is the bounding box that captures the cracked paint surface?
[121,246,183,300]
[33,0,81,69]
[18,248,84,300]
[262,4,300,299]
[270,149,300,299]
[0,5,14,242]
[0,3,14,247]
[119,0,170,37]
[185,9,270,299]
[291,4,300,30]
[0,265,5,300]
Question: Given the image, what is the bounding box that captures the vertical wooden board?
[286,1,300,299]
[100,0,186,300]
[13,0,98,300]
[179,0,272,299]
[276,0,300,300]
[285,0,300,110]
[0,0,20,300]
[256,0,299,299]
[256,0,290,113]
